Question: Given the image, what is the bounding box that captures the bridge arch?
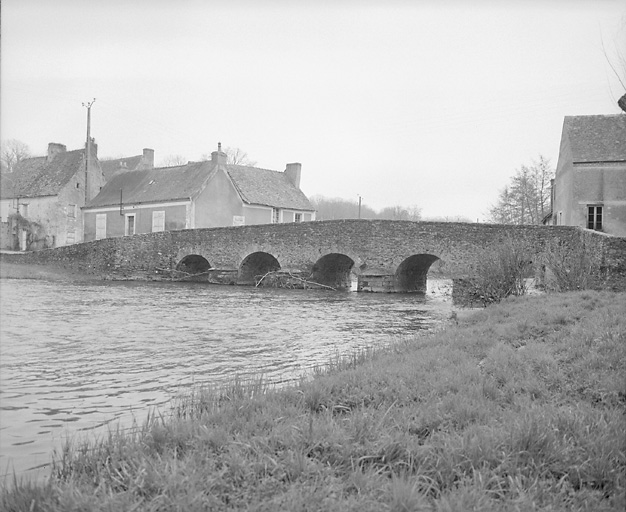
[310,253,356,290]
[238,251,281,285]
[395,254,440,293]
[176,254,212,276]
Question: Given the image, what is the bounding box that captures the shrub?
[541,236,605,292]
[470,237,534,305]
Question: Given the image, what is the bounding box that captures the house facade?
[0,141,104,250]
[548,114,626,237]
[82,144,315,241]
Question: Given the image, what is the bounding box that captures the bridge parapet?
[2,220,624,297]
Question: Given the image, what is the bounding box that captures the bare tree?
[159,154,187,167]
[488,156,553,225]
[225,147,256,166]
[601,15,626,109]
[1,139,31,173]
[200,146,257,166]
[487,186,516,224]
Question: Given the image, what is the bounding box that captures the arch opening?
[238,252,281,285]
[310,253,356,290]
[395,254,440,293]
[176,254,212,281]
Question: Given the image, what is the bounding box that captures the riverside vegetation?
[2,242,625,511]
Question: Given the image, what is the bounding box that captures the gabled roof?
[564,114,626,163]
[101,155,143,180]
[87,160,315,212]
[0,149,84,199]
[225,164,313,210]
[86,161,214,208]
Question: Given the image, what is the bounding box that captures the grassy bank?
[2,291,625,511]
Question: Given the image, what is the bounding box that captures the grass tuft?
[2,291,625,511]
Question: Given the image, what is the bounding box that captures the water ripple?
[0,278,453,481]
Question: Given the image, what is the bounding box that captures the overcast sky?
[1,0,624,221]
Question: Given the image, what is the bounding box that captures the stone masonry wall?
[2,220,624,292]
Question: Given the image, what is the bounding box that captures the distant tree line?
[309,196,476,223]
[309,195,423,222]
[487,155,554,225]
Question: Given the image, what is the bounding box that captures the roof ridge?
[225,163,283,174]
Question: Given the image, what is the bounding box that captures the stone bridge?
[7,220,625,296]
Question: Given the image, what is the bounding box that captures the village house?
[100,148,155,181]
[82,144,315,240]
[546,114,626,237]
[0,141,104,250]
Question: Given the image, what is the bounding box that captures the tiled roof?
[87,161,315,211]
[565,114,626,163]
[86,161,214,208]
[225,164,314,210]
[101,155,143,180]
[0,149,84,199]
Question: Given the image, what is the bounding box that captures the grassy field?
[2,291,625,511]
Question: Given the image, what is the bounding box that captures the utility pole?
[358,195,362,219]
[82,98,96,204]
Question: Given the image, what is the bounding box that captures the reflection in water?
[0,278,453,481]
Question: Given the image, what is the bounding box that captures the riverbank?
[2,291,625,511]
[0,260,103,282]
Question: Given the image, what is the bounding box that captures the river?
[0,276,454,483]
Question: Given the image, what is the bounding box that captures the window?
[67,204,76,218]
[0,201,9,222]
[152,211,165,232]
[125,214,136,236]
[66,230,75,245]
[21,204,28,218]
[96,213,107,240]
[587,206,602,231]
[294,213,302,223]
[272,208,280,223]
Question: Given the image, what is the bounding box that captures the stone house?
[547,114,626,237]
[0,141,104,250]
[100,148,155,181]
[82,144,315,241]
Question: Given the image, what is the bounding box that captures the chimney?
[142,148,155,169]
[285,162,302,189]
[211,142,227,165]
[47,142,66,162]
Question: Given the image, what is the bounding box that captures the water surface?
[0,278,453,481]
